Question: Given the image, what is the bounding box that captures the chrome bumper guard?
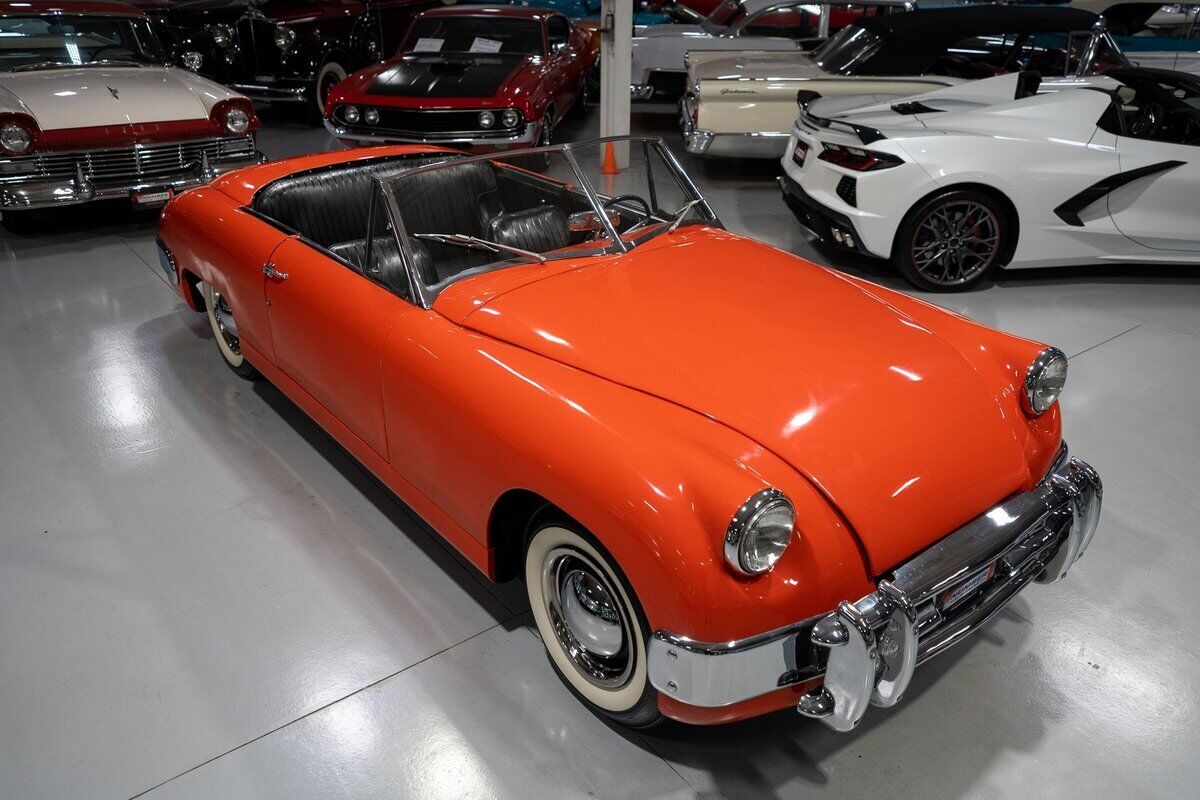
[647,448,1102,728]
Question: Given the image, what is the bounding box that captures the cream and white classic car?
[0,0,265,217]
[631,0,913,101]
[680,5,1126,158]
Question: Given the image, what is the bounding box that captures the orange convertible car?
[157,137,1102,730]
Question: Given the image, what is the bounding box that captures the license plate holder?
[133,188,172,207]
[938,562,996,613]
[792,140,809,167]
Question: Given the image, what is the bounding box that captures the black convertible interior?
[252,153,606,299]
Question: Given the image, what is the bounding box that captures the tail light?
[818,142,903,172]
[210,99,259,136]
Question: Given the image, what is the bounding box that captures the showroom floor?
[2,104,1198,800]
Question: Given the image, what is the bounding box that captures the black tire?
[0,209,38,235]
[569,70,595,119]
[201,281,262,381]
[524,515,664,729]
[893,188,1013,292]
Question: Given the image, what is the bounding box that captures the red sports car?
[157,137,1102,730]
[323,6,598,152]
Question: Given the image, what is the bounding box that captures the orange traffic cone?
[601,141,619,175]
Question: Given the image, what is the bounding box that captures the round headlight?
[181,51,203,71]
[274,25,296,50]
[224,106,250,134]
[1023,347,1068,415]
[343,105,360,124]
[725,488,794,575]
[499,108,520,128]
[478,110,495,129]
[210,24,232,49]
[364,108,379,125]
[0,123,32,155]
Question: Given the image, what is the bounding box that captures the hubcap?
[211,290,241,355]
[910,200,1000,286]
[542,547,632,689]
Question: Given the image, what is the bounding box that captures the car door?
[1104,77,1200,252]
[263,238,412,458]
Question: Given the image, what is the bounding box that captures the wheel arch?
[892,181,1021,267]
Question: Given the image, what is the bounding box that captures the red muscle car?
[156,137,1102,730]
[323,6,598,152]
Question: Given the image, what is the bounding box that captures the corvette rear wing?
[800,107,886,145]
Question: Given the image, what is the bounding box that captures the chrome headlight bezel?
[181,50,203,71]
[364,108,380,125]
[209,24,232,49]
[499,108,520,129]
[1023,346,1068,416]
[342,105,360,124]
[273,25,296,51]
[725,488,795,576]
[478,110,496,129]
[0,122,32,155]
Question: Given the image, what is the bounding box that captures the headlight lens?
[725,489,794,575]
[210,24,232,48]
[274,25,296,50]
[343,105,360,124]
[0,123,32,155]
[500,108,520,128]
[478,110,495,129]
[1023,347,1068,415]
[364,108,379,125]
[182,51,203,71]
[224,106,250,134]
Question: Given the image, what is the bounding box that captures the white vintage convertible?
[0,0,265,217]
[630,0,913,101]
[681,5,1124,158]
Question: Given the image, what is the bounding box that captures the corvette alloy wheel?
[909,200,1000,288]
[525,522,661,728]
[201,281,260,380]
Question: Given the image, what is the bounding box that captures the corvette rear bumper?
[648,446,1102,729]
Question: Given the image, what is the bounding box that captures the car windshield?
[811,24,883,74]
[400,17,545,56]
[375,138,719,305]
[0,15,165,71]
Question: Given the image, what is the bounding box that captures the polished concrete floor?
[2,104,1198,800]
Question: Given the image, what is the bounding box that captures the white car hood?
[693,51,820,81]
[637,23,708,39]
[0,67,222,130]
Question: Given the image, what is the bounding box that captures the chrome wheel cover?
[910,200,1000,286]
[211,290,241,356]
[541,546,632,689]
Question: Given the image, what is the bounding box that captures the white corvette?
[0,0,265,217]
[780,68,1200,290]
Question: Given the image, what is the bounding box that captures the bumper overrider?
[648,446,1102,730]
[0,136,266,211]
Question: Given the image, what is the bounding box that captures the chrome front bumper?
[679,94,790,159]
[322,119,540,148]
[0,152,266,210]
[648,447,1102,729]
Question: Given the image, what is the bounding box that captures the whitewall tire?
[200,281,260,380]
[314,61,348,117]
[525,520,662,727]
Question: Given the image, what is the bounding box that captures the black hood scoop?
[368,55,527,99]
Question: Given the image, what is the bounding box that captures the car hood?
[693,51,820,81]
[350,54,534,100]
[636,23,708,38]
[443,228,1036,573]
[0,67,210,129]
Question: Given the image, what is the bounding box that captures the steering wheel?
[1130,102,1166,138]
[602,195,653,232]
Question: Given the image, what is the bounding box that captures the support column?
[598,0,633,168]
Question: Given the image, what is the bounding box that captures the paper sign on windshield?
[469,37,503,54]
[412,37,443,52]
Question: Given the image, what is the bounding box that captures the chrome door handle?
[262,263,288,281]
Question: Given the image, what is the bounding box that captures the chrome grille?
[0,137,256,185]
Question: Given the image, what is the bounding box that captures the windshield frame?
[0,13,167,72]
[374,136,722,309]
